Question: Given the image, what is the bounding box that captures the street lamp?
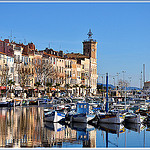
[122,70,126,110]
[99,74,105,100]
[116,72,120,88]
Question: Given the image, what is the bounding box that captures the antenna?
[24,38,26,44]
[140,71,142,89]
[19,39,21,44]
[14,36,16,42]
[59,44,61,50]
[49,42,50,49]
[143,64,145,84]
[10,30,12,42]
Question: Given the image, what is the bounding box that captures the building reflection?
[0,107,96,148]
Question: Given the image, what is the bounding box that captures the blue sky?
[1,3,150,87]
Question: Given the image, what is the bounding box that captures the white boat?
[125,113,145,124]
[96,112,125,124]
[44,110,65,122]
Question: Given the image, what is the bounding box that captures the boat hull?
[97,113,124,124]
[0,102,10,107]
[44,111,65,123]
[70,113,95,123]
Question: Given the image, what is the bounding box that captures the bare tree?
[0,64,10,86]
[41,62,56,85]
[17,63,33,92]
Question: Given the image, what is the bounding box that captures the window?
[11,67,14,73]
[84,105,86,108]
[81,105,83,108]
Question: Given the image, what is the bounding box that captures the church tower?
[83,29,97,59]
[82,29,98,95]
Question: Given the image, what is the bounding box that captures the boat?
[70,113,95,123]
[69,101,95,123]
[125,113,145,124]
[96,111,125,124]
[44,110,65,123]
[0,97,10,107]
[94,73,124,124]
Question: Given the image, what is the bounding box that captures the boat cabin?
[76,101,89,114]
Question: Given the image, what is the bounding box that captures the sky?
[0,2,150,87]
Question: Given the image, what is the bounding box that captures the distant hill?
[97,83,141,90]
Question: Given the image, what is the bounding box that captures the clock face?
[92,49,95,52]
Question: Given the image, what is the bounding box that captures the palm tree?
[55,83,60,97]
[65,84,70,96]
[73,84,79,97]
[7,79,15,93]
[46,82,52,93]
[34,82,41,94]
[80,85,86,96]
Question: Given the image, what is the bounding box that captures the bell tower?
[83,29,97,59]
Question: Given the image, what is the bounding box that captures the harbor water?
[0,106,150,148]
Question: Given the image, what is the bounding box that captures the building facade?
[0,30,98,96]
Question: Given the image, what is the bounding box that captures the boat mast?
[106,73,109,113]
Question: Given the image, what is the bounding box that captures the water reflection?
[124,123,146,133]
[0,106,149,148]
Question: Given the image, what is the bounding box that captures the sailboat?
[95,73,125,124]
[96,111,125,124]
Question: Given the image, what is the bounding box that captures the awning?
[59,87,65,91]
[0,86,6,90]
[51,87,56,91]
[15,86,22,90]
[38,87,45,91]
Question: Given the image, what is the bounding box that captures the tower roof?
[87,29,93,39]
[83,29,96,42]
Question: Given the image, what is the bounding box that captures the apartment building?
[0,30,98,96]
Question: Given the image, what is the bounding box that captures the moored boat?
[69,101,95,123]
[44,110,65,123]
[96,111,124,124]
